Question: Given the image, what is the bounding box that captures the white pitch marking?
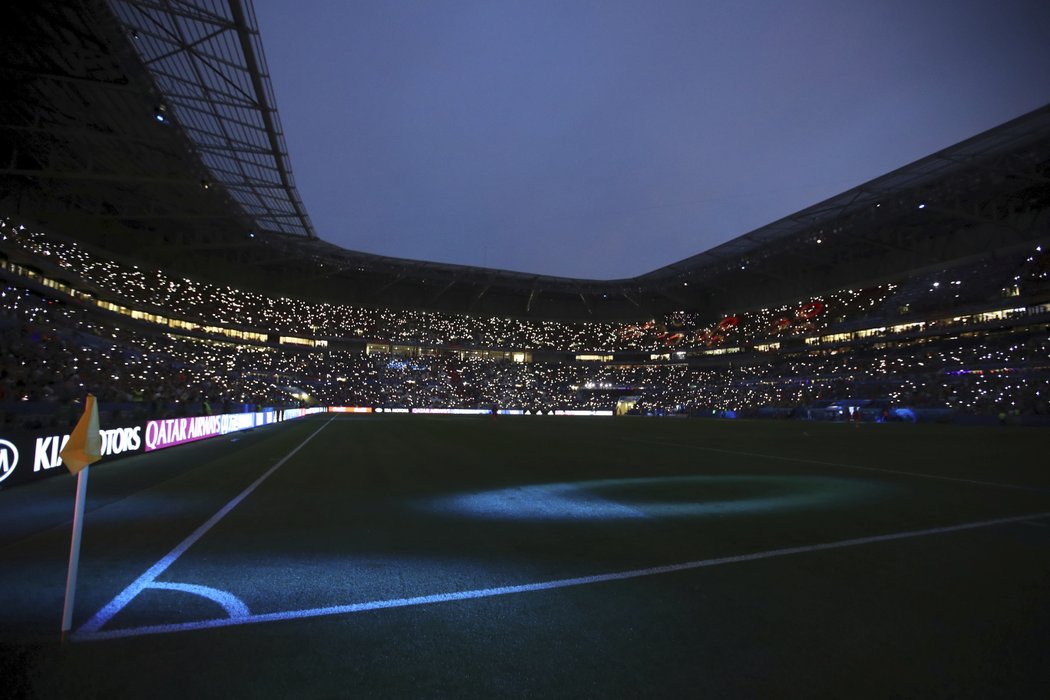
[77,418,334,635]
[73,510,1050,641]
[146,581,250,618]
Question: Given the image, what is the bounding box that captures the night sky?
[253,0,1050,280]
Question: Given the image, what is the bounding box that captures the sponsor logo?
[35,435,71,472]
[0,439,18,484]
[101,426,142,456]
[146,414,271,451]
[34,426,143,471]
[145,416,222,451]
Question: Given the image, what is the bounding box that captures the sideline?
[75,509,1050,641]
[0,419,313,555]
[76,418,334,636]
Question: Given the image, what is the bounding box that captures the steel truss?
[107,0,314,238]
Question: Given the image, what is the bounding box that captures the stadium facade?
[1,0,1049,474]
[2,0,1047,321]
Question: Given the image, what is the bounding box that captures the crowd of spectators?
[5,220,1045,355]
[2,275,1047,432]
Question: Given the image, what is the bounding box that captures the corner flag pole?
[61,466,90,638]
[59,394,102,640]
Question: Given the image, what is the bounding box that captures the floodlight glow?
[422,475,876,522]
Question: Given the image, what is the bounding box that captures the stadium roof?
[2,0,1049,322]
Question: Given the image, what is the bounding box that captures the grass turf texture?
[1,415,1048,698]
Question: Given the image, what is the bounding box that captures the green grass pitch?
[1,415,1048,698]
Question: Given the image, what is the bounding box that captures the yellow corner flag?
[60,394,102,474]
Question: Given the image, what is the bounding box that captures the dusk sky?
[253,0,1050,280]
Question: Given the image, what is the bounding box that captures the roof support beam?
[227,0,314,238]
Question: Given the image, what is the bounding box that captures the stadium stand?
[1,0,1048,440]
[3,218,1048,432]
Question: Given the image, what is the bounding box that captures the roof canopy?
[2,0,1048,321]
